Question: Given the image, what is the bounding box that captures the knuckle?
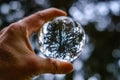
[7,23,19,33]
[0,27,8,34]
[7,22,26,36]
[36,11,45,21]
[47,58,59,74]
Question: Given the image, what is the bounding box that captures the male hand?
[0,8,73,80]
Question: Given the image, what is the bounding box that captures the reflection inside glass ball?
[38,16,86,62]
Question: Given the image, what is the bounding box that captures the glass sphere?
[38,16,86,62]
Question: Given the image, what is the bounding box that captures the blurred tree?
[0,0,120,80]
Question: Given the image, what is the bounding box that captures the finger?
[17,8,67,37]
[39,58,73,74]
[26,55,73,74]
[0,27,9,35]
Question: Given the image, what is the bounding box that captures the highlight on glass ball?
[38,16,86,62]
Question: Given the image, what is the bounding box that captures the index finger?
[17,8,67,37]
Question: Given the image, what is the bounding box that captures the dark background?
[0,0,120,80]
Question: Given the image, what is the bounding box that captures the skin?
[0,8,73,80]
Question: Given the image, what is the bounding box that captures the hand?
[0,8,73,80]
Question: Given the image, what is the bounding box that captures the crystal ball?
[38,16,86,62]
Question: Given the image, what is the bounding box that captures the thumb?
[17,8,67,37]
[26,55,73,74]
